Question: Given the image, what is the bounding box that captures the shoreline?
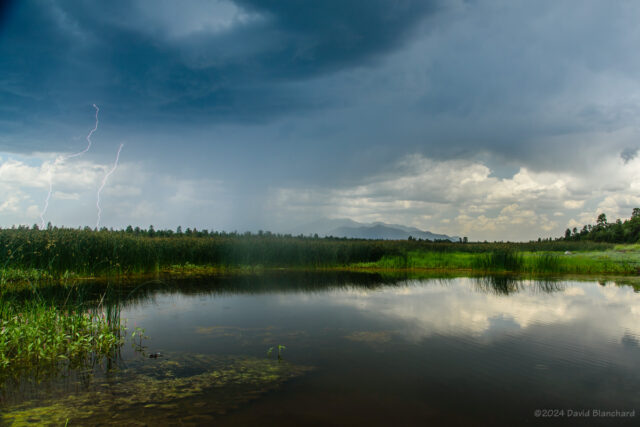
[2,262,639,292]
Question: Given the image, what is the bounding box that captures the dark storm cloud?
[232,0,438,77]
[0,0,14,29]
[620,147,638,164]
[0,0,438,153]
[2,1,640,201]
[3,0,640,237]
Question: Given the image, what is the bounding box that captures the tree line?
[563,208,640,243]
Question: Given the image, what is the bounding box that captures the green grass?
[356,251,478,269]
[355,247,640,274]
[0,227,395,277]
[0,299,124,383]
[542,250,640,274]
[0,227,635,289]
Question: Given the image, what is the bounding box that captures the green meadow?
[354,245,640,274]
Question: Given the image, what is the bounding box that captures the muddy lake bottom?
[2,273,640,426]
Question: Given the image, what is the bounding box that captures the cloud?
[0,0,439,144]
[233,0,437,74]
[0,0,14,29]
[3,145,639,238]
[0,152,232,229]
[267,152,640,240]
[621,147,638,164]
[0,194,23,213]
[2,1,640,236]
[563,200,585,209]
[121,0,261,40]
[1,1,638,177]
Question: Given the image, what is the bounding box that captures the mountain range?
[288,218,459,241]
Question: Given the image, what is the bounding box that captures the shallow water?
[2,273,640,425]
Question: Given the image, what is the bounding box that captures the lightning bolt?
[39,161,56,229]
[39,104,100,229]
[67,104,99,158]
[96,143,124,229]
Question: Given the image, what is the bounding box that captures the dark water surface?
[2,273,640,425]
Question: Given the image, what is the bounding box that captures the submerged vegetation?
[2,353,312,425]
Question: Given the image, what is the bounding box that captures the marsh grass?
[356,247,640,274]
[0,228,616,281]
[0,227,636,288]
[0,296,125,384]
[0,268,56,285]
[357,252,478,270]
[527,253,561,273]
[474,249,523,271]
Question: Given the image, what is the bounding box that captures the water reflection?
[474,275,564,295]
[6,271,637,309]
[2,273,640,425]
[317,277,640,343]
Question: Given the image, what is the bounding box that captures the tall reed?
[473,249,524,271]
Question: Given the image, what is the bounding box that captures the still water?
[3,272,640,425]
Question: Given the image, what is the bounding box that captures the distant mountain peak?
[289,218,458,241]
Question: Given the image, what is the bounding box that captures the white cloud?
[3,146,639,238]
[267,152,640,240]
[563,200,584,209]
[0,152,232,230]
[0,194,24,213]
[53,191,81,200]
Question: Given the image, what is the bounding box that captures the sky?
[1,0,640,241]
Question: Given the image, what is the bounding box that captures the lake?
[2,272,639,425]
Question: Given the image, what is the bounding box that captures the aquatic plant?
[0,298,125,384]
[131,324,148,354]
[267,344,286,360]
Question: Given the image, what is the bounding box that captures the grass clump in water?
[474,249,523,271]
[527,252,561,273]
[0,300,124,382]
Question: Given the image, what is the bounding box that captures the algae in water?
[2,353,312,426]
